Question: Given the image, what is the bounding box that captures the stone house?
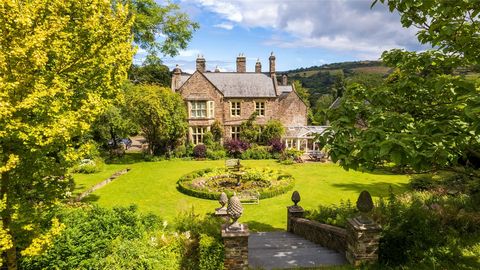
[171,53,312,147]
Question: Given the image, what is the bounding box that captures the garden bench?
[225,159,241,172]
[237,190,260,205]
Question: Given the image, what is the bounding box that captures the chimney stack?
[196,54,205,73]
[282,74,288,85]
[255,58,262,73]
[171,64,182,91]
[269,52,276,77]
[236,53,246,73]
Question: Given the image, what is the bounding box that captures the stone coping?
[221,224,250,237]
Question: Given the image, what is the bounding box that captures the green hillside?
[282,61,389,125]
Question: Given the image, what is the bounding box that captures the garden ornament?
[291,191,301,206]
[356,190,374,223]
[226,193,244,231]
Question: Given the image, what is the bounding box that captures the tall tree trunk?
[1,171,17,270]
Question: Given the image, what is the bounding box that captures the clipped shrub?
[409,174,436,190]
[280,148,304,163]
[203,131,215,147]
[268,138,285,154]
[241,145,273,159]
[206,149,227,160]
[193,144,207,159]
[224,139,250,158]
[176,168,294,200]
[172,145,187,158]
[71,158,105,174]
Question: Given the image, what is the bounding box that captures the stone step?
[248,232,347,270]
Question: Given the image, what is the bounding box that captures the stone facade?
[172,53,308,143]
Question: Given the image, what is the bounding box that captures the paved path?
[249,231,347,269]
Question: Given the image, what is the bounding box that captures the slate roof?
[202,72,277,97]
[278,85,293,93]
[177,72,294,97]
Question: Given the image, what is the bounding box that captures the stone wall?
[290,217,347,255]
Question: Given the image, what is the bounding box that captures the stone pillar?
[287,205,304,233]
[222,224,249,270]
[215,208,230,223]
[345,217,381,266]
[346,190,381,266]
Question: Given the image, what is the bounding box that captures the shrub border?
[176,168,295,200]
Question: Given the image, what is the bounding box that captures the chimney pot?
[196,55,205,73]
[255,58,262,73]
[236,54,246,73]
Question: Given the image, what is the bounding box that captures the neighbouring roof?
[329,97,341,109]
[278,85,293,93]
[284,126,329,138]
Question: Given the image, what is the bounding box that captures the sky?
[136,0,428,73]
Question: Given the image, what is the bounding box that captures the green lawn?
[74,159,409,231]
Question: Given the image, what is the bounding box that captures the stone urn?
[227,194,244,231]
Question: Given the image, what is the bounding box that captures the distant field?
[351,66,390,74]
[73,159,410,231]
[288,69,343,77]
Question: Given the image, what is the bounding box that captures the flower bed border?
[176,168,295,200]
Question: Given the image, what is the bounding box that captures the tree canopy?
[123,0,199,57]
[125,84,187,156]
[0,0,135,268]
[323,0,480,173]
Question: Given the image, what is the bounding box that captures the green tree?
[323,0,480,173]
[239,113,260,143]
[122,0,199,57]
[126,84,187,155]
[313,94,334,125]
[0,0,134,268]
[128,54,171,86]
[293,80,310,105]
[259,120,285,145]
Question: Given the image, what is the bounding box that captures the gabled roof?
[202,72,277,97]
[176,71,278,98]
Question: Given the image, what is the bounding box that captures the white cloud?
[178,49,202,57]
[214,23,234,30]
[183,0,425,58]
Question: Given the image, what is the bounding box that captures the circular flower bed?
[177,167,295,200]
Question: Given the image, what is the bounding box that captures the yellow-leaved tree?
[0,0,134,268]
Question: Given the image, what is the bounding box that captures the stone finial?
[291,191,300,206]
[219,192,228,208]
[356,190,374,223]
[227,194,244,231]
